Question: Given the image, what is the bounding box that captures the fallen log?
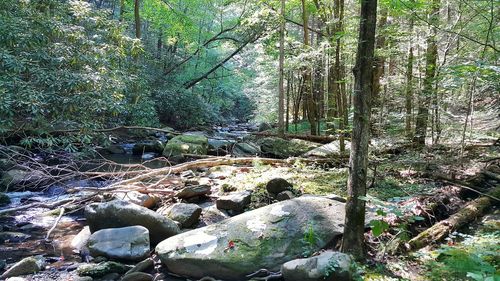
[407,186,500,251]
[251,132,339,143]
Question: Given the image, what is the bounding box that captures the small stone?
[175,185,211,199]
[281,251,354,281]
[0,259,6,270]
[72,277,93,281]
[1,256,45,279]
[276,190,295,201]
[266,178,292,195]
[216,191,252,212]
[87,226,150,261]
[122,272,153,281]
[158,203,202,228]
[97,272,120,281]
[6,277,28,281]
[76,262,130,278]
[124,258,154,275]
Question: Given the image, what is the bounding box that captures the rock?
[124,258,154,275]
[216,191,252,212]
[0,169,47,191]
[303,141,351,158]
[257,137,319,159]
[97,272,120,281]
[200,203,230,225]
[87,226,150,261]
[163,135,208,157]
[159,203,202,228]
[76,262,130,278]
[71,226,92,252]
[324,194,347,203]
[0,158,15,171]
[208,139,234,150]
[132,141,164,155]
[281,251,354,281]
[1,256,45,278]
[156,197,360,280]
[72,276,93,281]
[104,145,126,154]
[0,232,31,244]
[0,259,5,270]
[231,142,261,157]
[258,122,272,132]
[276,191,295,201]
[175,185,211,200]
[6,277,28,281]
[121,272,153,281]
[113,191,157,208]
[0,192,11,207]
[266,178,293,195]
[85,200,180,245]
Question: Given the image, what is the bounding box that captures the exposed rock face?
[281,251,354,281]
[156,197,350,280]
[163,135,208,157]
[257,137,320,159]
[1,256,45,279]
[87,226,150,261]
[266,178,293,195]
[216,191,252,212]
[85,200,180,245]
[231,142,261,157]
[159,203,202,228]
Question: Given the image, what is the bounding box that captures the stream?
[0,123,256,273]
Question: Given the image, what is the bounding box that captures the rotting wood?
[407,186,500,251]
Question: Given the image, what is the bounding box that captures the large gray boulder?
[85,200,180,245]
[87,226,150,261]
[216,191,252,212]
[257,138,319,159]
[1,256,45,279]
[163,135,208,157]
[0,169,47,191]
[231,142,261,157]
[303,141,351,158]
[281,251,354,281]
[155,197,354,280]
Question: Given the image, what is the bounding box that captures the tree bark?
[405,18,414,140]
[341,0,378,260]
[413,0,439,147]
[134,0,141,39]
[278,0,286,137]
[301,0,318,135]
[371,8,388,108]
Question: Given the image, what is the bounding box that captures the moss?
[76,261,129,278]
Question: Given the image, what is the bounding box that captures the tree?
[301,0,318,135]
[413,0,439,147]
[341,0,378,260]
[278,0,285,137]
[134,0,141,38]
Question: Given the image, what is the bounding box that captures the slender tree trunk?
[119,0,125,21]
[301,0,318,135]
[278,0,286,137]
[286,71,291,132]
[341,0,378,260]
[405,10,415,140]
[335,0,346,152]
[371,8,388,108]
[134,0,141,39]
[413,0,439,147]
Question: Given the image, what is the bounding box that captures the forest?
[0,0,498,280]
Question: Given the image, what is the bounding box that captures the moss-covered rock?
[162,134,208,157]
[0,256,45,279]
[76,261,130,278]
[257,137,319,158]
[0,192,11,207]
[156,196,357,280]
[0,169,46,191]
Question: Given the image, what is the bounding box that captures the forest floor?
[0,118,498,281]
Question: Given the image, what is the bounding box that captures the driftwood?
[251,132,339,143]
[407,186,500,251]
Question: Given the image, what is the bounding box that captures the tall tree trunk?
[286,71,291,132]
[278,0,286,137]
[371,8,388,108]
[413,0,439,147]
[405,9,415,140]
[341,0,378,260]
[157,28,163,60]
[119,0,125,21]
[301,0,318,135]
[335,0,346,152]
[134,0,141,39]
